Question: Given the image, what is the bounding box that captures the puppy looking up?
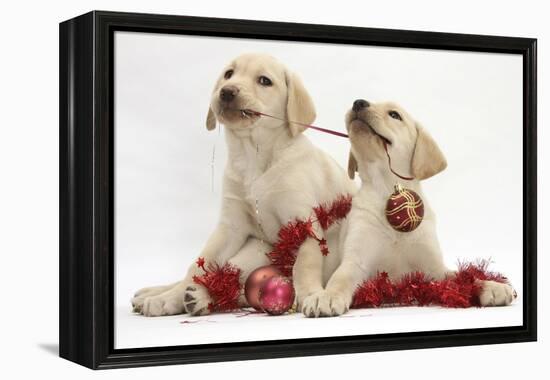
[132,53,356,317]
[301,99,516,317]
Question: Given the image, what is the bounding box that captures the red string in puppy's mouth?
[241,109,350,138]
[240,109,414,181]
[349,117,392,146]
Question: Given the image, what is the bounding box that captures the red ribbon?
[246,110,349,138]
[383,141,414,181]
[246,109,414,181]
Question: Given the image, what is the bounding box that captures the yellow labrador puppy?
[301,99,516,317]
[132,53,356,316]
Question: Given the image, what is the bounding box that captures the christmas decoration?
[385,183,424,232]
[191,250,510,313]
[244,265,282,311]
[245,109,349,138]
[259,275,295,315]
[191,111,512,314]
[352,259,509,309]
[266,194,353,277]
[192,257,242,312]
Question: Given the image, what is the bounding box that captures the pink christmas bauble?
[259,276,295,315]
[244,265,282,311]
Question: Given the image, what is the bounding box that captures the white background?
[0,0,547,378]
[114,31,523,348]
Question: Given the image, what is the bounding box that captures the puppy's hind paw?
[479,280,517,306]
[131,284,175,313]
[183,284,212,316]
[141,293,185,317]
[131,296,145,313]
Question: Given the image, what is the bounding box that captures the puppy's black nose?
[220,86,239,102]
[352,99,369,112]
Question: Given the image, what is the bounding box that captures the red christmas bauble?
[259,276,295,315]
[244,265,282,311]
[385,184,424,232]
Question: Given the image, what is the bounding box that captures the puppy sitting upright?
[132,53,356,317]
[301,99,516,317]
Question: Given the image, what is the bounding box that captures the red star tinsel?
[313,194,354,230]
[318,239,329,256]
[266,194,353,277]
[192,258,242,312]
[195,257,206,270]
[352,259,509,309]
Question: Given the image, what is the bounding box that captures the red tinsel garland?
[192,257,242,312]
[192,256,509,313]
[351,260,509,309]
[313,195,354,230]
[191,195,353,312]
[266,194,353,277]
[191,194,511,313]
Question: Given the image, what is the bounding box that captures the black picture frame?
[59,10,537,370]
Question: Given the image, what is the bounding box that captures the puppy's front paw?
[183,284,212,316]
[479,280,517,306]
[301,290,349,318]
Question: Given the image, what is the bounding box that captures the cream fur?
[132,53,356,317]
[301,101,516,317]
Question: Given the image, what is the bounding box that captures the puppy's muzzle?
[220,85,239,103]
[349,99,392,145]
[352,99,369,112]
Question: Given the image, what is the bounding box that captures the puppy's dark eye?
[258,76,272,86]
[224,70,234,80]
[388,111,402,121]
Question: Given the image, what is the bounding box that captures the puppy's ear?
[411,124,447,180]
[347,150,358,179]
[206,107,216,131]
[285,71,316,137]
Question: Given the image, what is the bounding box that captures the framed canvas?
[59,10,537,369]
